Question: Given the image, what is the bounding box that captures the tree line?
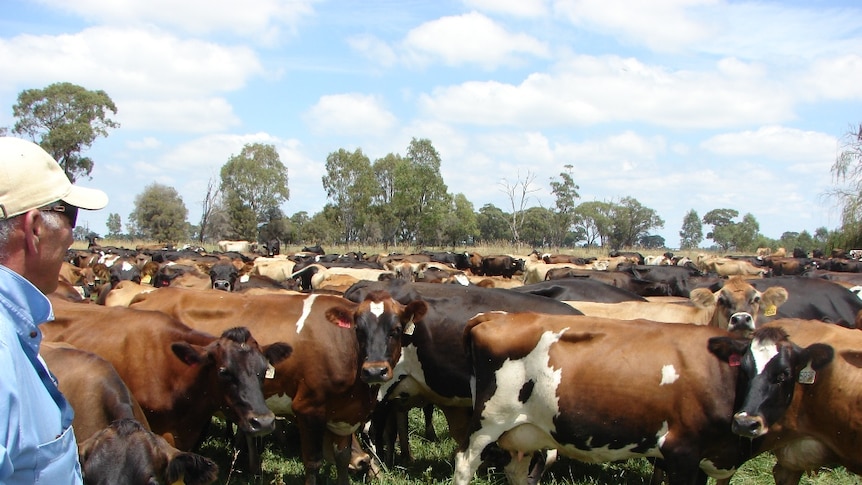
[5,81,861,253]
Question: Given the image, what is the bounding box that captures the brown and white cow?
[40,342,219,485]
[455,312,747,485]
[41,298,292,451]
[129,286,427,485]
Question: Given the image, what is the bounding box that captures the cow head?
[171,327,293,437]
[325,290,428,384]
[699,276,789,334]
[209,261,239,291]
[79,418,219,485]
[708,326,834,438]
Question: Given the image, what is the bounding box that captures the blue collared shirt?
[0,264,83,484]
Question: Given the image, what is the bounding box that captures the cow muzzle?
[212,279,232,291]
[732,411,767,438]
[361,362,393,384]
[728,312,755,334]
[244,411,277,436]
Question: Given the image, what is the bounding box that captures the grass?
[198,408,860,485]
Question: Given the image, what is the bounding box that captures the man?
[0,136,108,484]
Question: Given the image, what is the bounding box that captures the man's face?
[36,209,74,294]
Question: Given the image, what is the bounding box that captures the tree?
[520,206,554,248]
[322,148,376,246]
[548,165,580,248]
[679,209,703,249]
[392,138,449,246]
[220,143,289,240]
[106,213,122,238]
[12,82,119,182]
[572,201,615,247]
[372,153,404,249]
[829,123,862,247]
[442,193,478,247]
[129,183,189,243]
[703,208,740,251]
[608,197,664,249]
[500,170,540,248]
[476,204,510,243]
[197,176,221,243]
[733,213,760,251]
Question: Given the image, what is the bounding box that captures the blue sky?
[2,0,861,247]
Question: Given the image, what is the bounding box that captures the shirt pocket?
[34,425,82,485]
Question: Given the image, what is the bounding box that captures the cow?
[454,312,745,485]
[342,279,582,468]
[480,255,525,279]
[747,276,862,329]
[511,278,647,303]
[128,286,427,485]
[541,267,675,297]
[40,343,219,485]
[616,264,721,298]
[707,320,848,484]
[40,298,293,451]
[217,240,253,253]
[567,276,789,333]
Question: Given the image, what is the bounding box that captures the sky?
[1,0,861,248]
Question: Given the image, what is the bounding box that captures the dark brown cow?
[455,312,746,485]
[40,298,292,451]
[480,255,525,279]
[40,343,219,485]
[129,286,427,485]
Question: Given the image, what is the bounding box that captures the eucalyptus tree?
[219,143,289,240]
[322,148,377,246]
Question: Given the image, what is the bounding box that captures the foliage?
[371,153,403,249]
[477,203,510,243]
[828,123,862,248]
[220,143,289,240]
[442,193,479,247]
[549,164,580,247]
[608,197,665,249]
[128,183,189,243]
[679,209,703,249]
[105,213,122,238]
[322,148,376,246]
[573,201,615,247]
[520,206,555,248]
[702,208,761,252]
[12,82,118,182]
[393,138,450,246]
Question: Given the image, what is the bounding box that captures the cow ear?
[264,342,293,366]
[403,300,428,324]
[326,306,354,329]
[839,349,862,369]
[171,342,207,366]
[690,288,716,309]
[761,287,789,309]
[801,343,834,371]
[168,452,219,485]
[708,336,749,363]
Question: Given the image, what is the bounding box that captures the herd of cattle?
[43,240,862,484]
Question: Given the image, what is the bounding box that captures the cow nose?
[732,412,766,438]
[247,412,276,436]
[361,362,392,383]
[729,312,755,333]
[212,280,232,291]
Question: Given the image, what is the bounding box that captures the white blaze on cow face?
[751,337,780,375]
[660,365,679,386]
[370,301,384,317]
[295,294,319,333]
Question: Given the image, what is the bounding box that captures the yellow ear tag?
[763,305,777,317]
[170,478,186,485]
[141,274,152,284]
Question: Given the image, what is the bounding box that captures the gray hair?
[0,210,64,262]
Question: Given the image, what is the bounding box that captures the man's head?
[0,137,108,293]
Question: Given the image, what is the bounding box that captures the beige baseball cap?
[0,136,108,220]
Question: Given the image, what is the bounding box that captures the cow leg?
[296,416,327,485]
[440,405,472,449]
[324,432,353,485]
[422,403,437,441]
[772,463,804,485]
[369,400,397,467]
[395,404,413,463]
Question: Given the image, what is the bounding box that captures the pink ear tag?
[728,354,741,367]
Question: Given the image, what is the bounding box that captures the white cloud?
[347,34,398,67]
[463,0,549,18]
[701,126,837,170]
[118,98,240,133]
[418,55,793,129]
[33,0,317,44]
[401,12,549,69]
[303,93,397,137]
[554,0,718,52]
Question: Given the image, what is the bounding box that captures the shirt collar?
[0,264,54,351]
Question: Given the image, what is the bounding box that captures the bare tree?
[499,170,540,248]
[198,176,221,243]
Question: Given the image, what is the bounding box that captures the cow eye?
[752,295,761,304]
[218,367,229,377]
[390,327,402,338]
